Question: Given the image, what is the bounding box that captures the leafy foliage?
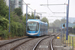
[14,8,23,16]
[50,18,66,27]
[0,0,38,39]
[36,15,40,19]
[0,0,9,19]
[41,17,49,27]
[0,16,9,30]
[41,17,48,23]
[0,0,9,39]
[73,26,75,28]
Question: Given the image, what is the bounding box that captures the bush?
[0,29,9,39]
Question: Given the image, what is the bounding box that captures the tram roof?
[27,19,47,24]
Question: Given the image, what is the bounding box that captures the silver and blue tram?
[27,19,48,36]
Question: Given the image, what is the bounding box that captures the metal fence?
[62,34,75,50]
[61,31,75,50]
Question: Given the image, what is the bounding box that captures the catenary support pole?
[66,0,70,40]
[9,0,10,34]
[26,4,28,32]
[34,10,36,19]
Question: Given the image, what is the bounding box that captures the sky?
[23,0,75,23]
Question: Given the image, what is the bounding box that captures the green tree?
[0,0,9,39]
[60,18,66,24]
[14,8,22,16]
[41,17,49,23]
[50,18,66,27]
[73,26,75,28]
[0,16,9,30]
[24,13,34,19]
[52,19,61,27]
[0,0,9,18]
[41,17,49,26]
[36,15,40,19]
[10,12,26,37]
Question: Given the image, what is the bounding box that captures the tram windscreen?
[27,22,39,31]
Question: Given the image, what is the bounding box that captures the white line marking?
[39,45,48,48]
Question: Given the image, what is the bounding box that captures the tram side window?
[36,23,39,31]
[40,24,42,31]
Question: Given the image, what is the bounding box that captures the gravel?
[53,35,63,50]
[15,36,49,50]
[0,38,31,50]
[0,32,56,50]
[36,37,53,50]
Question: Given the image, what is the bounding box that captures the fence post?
[72,37,74,50]
[62,33,63,43]
[69,36,70,46]
[63,33,64,44]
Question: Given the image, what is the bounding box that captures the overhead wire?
[47,0,53,13]
[22,0,34,11]
[65,0,67,4]
[64,0,67,22]
[28,6,34,11]
[22,0,41,16]
[22,0,26,4]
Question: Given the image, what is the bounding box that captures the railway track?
[33,34,59,50]
[11,36,50,50]
[0,37,33,50]
[0,37,28,47]
[33,36,50,50]
[11,33,59,50]
[51,33,60,50]
[0,33,59,50]
[11,38,36,50]
[51,37,54,50]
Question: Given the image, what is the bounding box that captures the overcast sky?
[23,0,75,23]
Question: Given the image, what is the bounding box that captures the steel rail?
[50,33,60,50]
[0,37,28,47]
[33,36,49,50]
[11,38,36,50]
[51,38,54,50]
